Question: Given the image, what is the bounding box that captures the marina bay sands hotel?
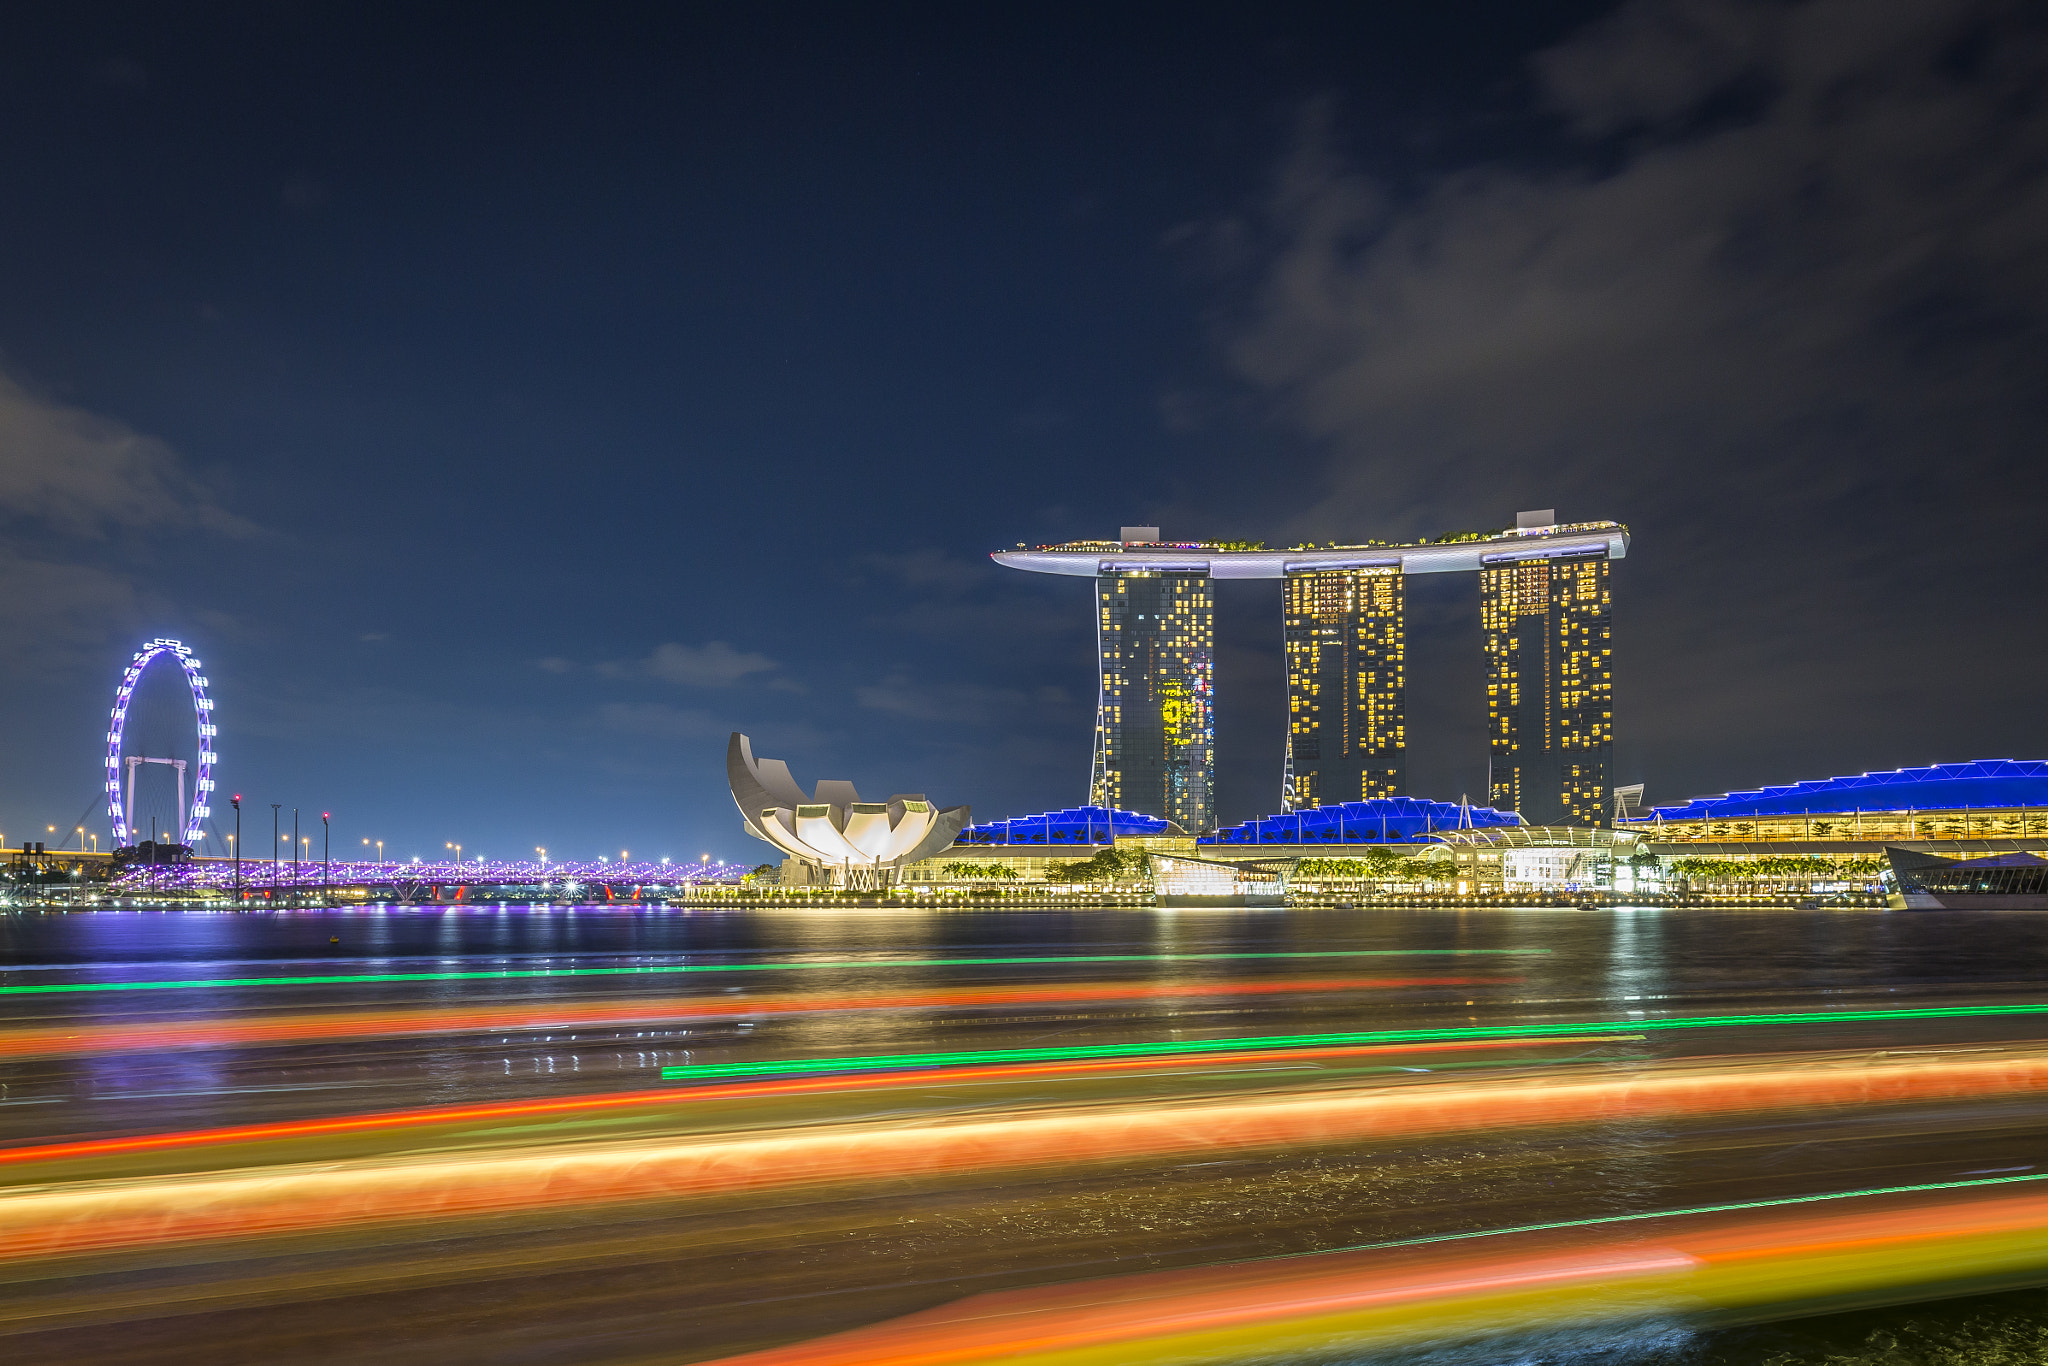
[992,512,1627,831]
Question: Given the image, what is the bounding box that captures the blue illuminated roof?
[955,805,1180,846]
[1643,760,2048,821]
[1202,797,1520,845]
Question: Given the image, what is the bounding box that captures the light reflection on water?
[1,905,2047,1365]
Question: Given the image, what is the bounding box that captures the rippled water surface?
[0,905,2044,1364]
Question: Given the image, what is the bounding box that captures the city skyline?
[2,3,2045,858]
[10,8,2048,1359]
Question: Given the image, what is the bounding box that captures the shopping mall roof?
[1638,760,2048,822]
[991,522,1628,579]
[1203,797,1520,846]
[953,806,1182,846]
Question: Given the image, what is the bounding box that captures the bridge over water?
[9,854,745,904]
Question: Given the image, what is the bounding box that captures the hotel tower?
[996,513,1625,829]
[1090,542,1214,833]
[1283,567,1406,808]
[1479,549,1613,825]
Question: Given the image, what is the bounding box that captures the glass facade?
[1283,567,1405,809]
[1091,570,1214,832]
[1481,551,1613,826]
[1893,852,2048,897]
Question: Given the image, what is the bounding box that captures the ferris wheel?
[104,639,218,848]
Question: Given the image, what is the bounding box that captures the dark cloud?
[595,641,780,688]
[0,548,144,677]
[0,367,254,680]
[856,674,1074,728]
[594,701,722,739]
[1224,0,2048,804]
[0,369,253,537]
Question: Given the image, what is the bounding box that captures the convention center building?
[1618,760,2048,848]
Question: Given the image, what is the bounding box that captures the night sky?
[3,1,2044,863]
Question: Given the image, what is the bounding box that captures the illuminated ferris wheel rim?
[105,638,217,847]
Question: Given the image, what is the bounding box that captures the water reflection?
[2,906,2047,1364]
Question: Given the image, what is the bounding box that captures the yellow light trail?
[691,1179,2048,1365]
[6,1049,2047,1261]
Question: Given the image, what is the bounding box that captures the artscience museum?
[726,733,970,889]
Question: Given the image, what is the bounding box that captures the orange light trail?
[6,1051,2048,1261]
[0,1034,1594,1168]
[0,975,1509,1060]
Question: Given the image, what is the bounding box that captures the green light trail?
[0,948,1536,998]
[1295,1169,2048,1262]
[660,1001,2048,1081]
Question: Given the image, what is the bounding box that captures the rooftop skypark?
[994,520,1629,579]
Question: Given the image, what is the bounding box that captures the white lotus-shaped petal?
[794,805,865,863]
[841,804,897,858]
[750,808,812,863]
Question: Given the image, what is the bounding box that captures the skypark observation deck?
[990,521,1630,579]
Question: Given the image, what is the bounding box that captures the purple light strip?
[108,858,747,891]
